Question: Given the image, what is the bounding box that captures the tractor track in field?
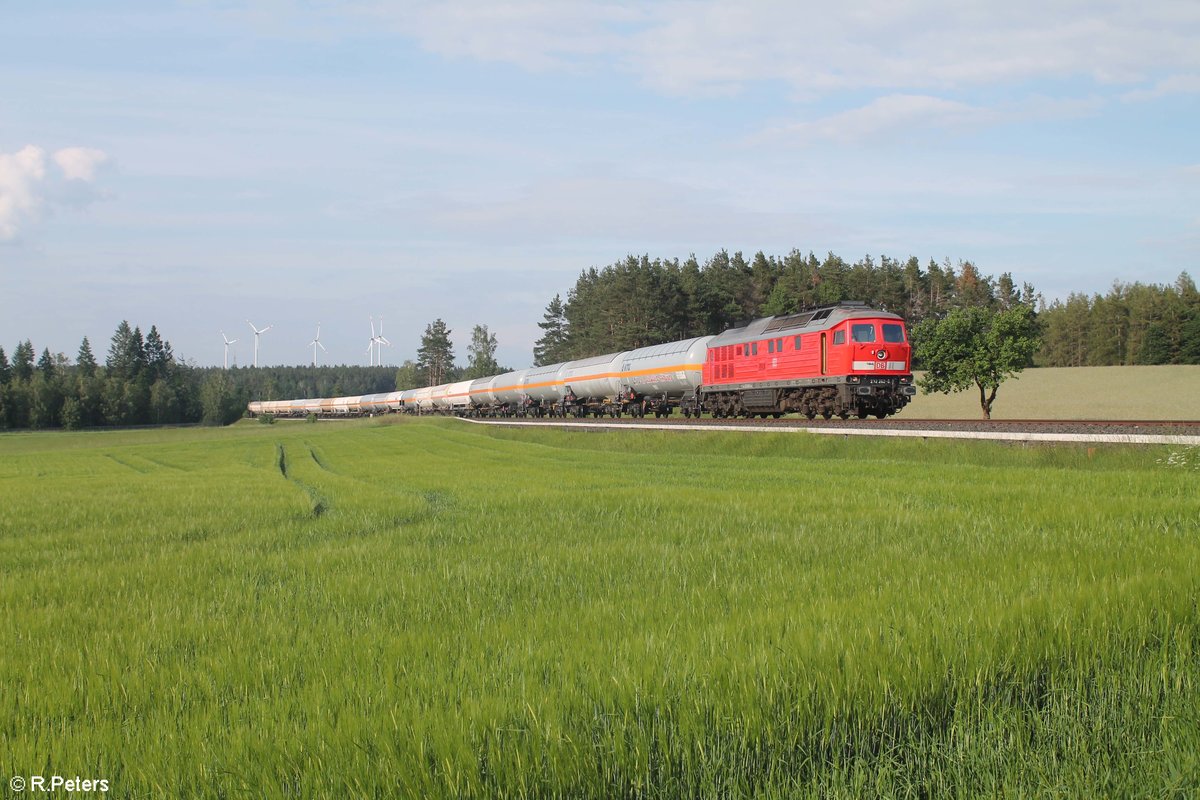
[276,442,329,517]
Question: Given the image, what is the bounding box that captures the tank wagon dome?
[707,301,901,348]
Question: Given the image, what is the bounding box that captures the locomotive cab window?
[883,324,905,343]
[851,324,876,343]
[833,330,846,345]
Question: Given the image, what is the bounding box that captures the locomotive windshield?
[851,324,876,343]
[882,324,905,343]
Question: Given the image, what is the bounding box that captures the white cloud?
[0,146,48,241]
[0,145,109,241]
[353,1,1200,97]
[1122,73,1200,101]
[761,94,996,145]
[54,147,109,181]
[756,92,1108,146]
[395,0,644,72]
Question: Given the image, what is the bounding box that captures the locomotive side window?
[794,335,802,351]
[776,338,783,351]
[883,324,905,343]
[767,340,775,354]
[851,324,876,343]
[752,342,758,355]
[833,330,845,345]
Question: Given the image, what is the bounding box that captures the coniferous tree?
[129,326,148,380]
[416,319,455,386]
[145,325,173,379]
[533,294,570,366]
[77,337,98,378]
[107,321,137,381]
[13,340,35,382]
[37,348,56,380]
[0,346,11,385]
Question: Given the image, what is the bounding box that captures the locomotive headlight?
[848,375,859,383]
[876,349,888,360]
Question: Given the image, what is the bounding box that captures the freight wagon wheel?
[821,410,832,420]
[772,413,782,419]
[839,410,850,420]
[804,411,816,420]
[876,411,888,419]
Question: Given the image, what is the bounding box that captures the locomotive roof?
[707,302,902,347]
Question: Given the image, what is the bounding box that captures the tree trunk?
[978,381,993,419]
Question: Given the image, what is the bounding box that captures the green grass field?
[899,364,1200,419]
[2,418,1198,798]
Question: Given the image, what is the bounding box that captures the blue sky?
[3,1,1198,369]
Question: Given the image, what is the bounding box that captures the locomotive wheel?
[821,410,832,420]
[876,411,888,419]
[857,409,869,419]
[772,413,782,419]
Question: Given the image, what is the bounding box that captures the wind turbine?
[309,323,326,367]
[374,316,391,366]
[366,317,378,366]
[220,331,238,370]
[246,320,272,368]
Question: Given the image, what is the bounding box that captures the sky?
[2,1,1198,369]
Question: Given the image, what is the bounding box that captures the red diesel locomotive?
[699,301,915,419]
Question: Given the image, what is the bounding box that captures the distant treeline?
[1037,276,1200,366]
[3,250,1197,431]
[531,250,1200,368]
[0,321,398,430]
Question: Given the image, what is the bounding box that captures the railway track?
[456,415,1200,444]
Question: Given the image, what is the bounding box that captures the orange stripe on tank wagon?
[467,362,704,396]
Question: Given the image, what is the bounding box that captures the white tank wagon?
[408,386,435,414]
[490,369,530,414]
[466,375,504,413]
[557,352,626,413]
[444,380,475,413]
[428,384,452,411]
[330,395,362,415]
[287,398,313,416]
[519,363,569,414]
[360,393,393,415]
[620,336,713,418]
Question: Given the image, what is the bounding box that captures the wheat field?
[1,418,1197,797]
